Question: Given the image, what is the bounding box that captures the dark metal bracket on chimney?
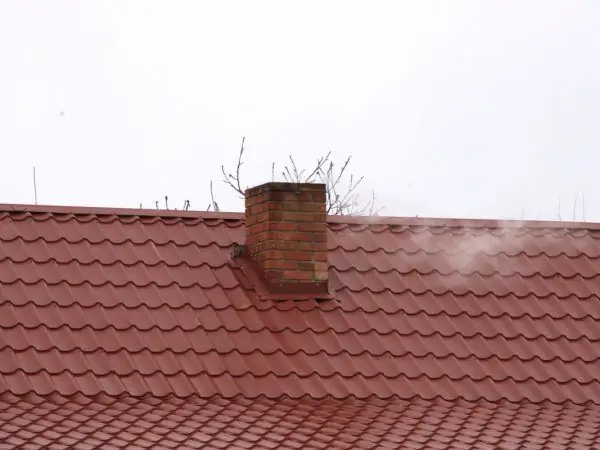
[232,242,245,258]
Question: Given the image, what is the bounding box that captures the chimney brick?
[244,182,328,294]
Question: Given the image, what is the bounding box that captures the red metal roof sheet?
[1,204,600,447]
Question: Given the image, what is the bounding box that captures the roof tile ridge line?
[8,392,600,409]
[2,368,599,386]
[0,295,267,313]
[251,292,600,318]
[16,213,245,227]
[326,215,600,230]
[5,295,597,321]
[329,244,598,259]
[9,257,596,283]
[15,235,598,258]
[341,284,596,300]
[1,279,257,294]
[1,279,230,289]
[0,204,245,221]
[5,322,597,342]
[335,286,599,302]
[0,388,196,400]
[0,256,234,270]
[0,391,217,404]
[332,265,600,281]
[4,345,598,364]
[334,286,600,305]
[335,264,600,279]
[0,235,237,248]
[329,222,600,241]
[0,389,596,407]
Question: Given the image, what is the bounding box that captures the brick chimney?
[244,182,328,295]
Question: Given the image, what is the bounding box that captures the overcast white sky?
[1,1,599,220]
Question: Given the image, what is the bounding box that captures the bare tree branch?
[274,152,380,215]
[221,137,246,199]
[209,138,381,215]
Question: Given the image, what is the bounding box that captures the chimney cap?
[245,182,326,197]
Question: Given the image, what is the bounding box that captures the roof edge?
[327,214,600,230]
[0,203,243,220]
[1,202,599,230]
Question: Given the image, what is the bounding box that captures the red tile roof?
[1,204,600,448]
[2,394,600,449]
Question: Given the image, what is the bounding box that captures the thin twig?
[555,197,562,221]
[32,167,38,205]
[309,154,369,215]
[367,190,383,216]
[283,153,346,213]
[221,137,246,198]
[305,152,331,183]
[208,180,219,211]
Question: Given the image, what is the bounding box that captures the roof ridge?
[0,203,243,220]
[1,202,599,229]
